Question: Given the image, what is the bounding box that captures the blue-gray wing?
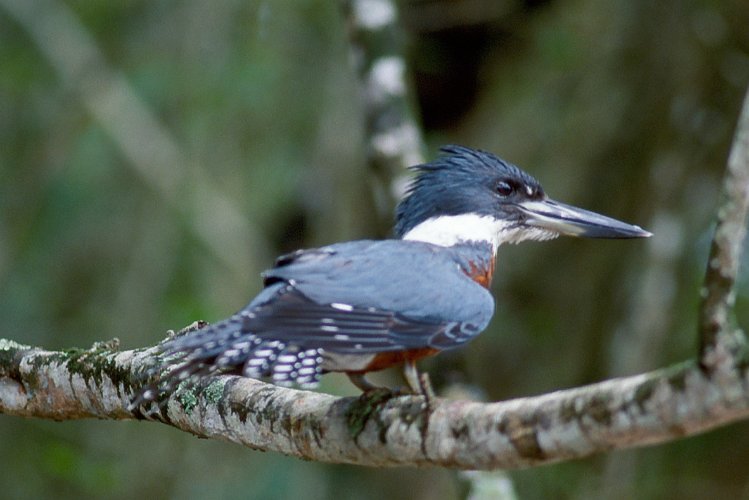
[256,239,494,343]
[261,240,494,325]
[166,240,494,356]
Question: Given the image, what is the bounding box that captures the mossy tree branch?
[1,337,749,469]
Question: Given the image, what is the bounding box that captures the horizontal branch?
[1,337,748,469]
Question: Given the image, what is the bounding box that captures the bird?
[134,145,650,403]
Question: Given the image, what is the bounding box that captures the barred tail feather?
[130,315,324,409]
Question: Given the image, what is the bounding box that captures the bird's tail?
[129,315,324,410]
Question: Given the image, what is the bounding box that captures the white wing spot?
[331,303,354,312]
[233,341,252,351]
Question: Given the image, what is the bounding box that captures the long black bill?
[517,199,651,238]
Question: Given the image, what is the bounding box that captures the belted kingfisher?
[137,145,649,401]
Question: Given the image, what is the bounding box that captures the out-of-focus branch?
[699,87,749,367]
[342,0,425,227]
[0,0,272,274]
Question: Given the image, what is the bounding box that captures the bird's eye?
[495,181,514,196]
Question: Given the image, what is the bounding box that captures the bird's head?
[395,145,651,250]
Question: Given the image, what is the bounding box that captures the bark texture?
[0,339,747,469]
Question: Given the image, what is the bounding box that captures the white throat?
[401,214,558,250]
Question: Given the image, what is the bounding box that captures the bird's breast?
[446,241,497,289]
[464,258,495,288]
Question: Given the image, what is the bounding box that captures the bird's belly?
[321,347,439,373]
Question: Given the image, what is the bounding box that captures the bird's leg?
[402,360,435,403]
[402,360,421,393]
[347,373,382,392]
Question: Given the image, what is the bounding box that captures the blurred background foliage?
[1,0,748,498]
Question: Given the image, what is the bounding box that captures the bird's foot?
[402,361,436,406]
